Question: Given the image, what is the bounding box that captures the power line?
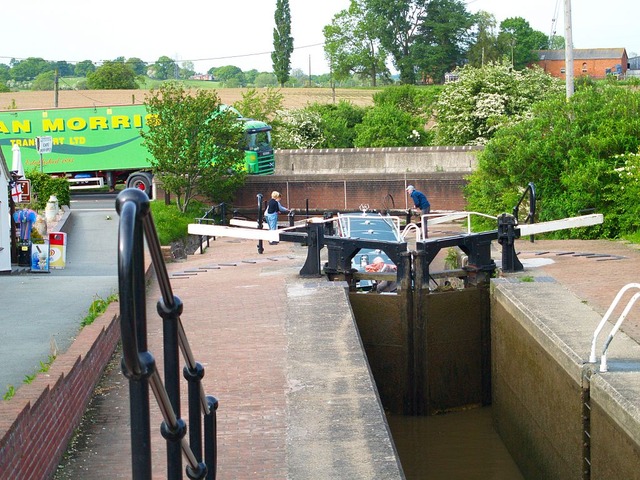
[0,42,325,67]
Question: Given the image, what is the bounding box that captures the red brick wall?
[0,304,121,480]
[537,56,628,79]
[234,173,468,215]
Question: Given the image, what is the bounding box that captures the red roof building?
[535,48,628,79]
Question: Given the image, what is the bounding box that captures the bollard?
[497,213,523,272]
[256,193,264,254]
[323,212,334,236]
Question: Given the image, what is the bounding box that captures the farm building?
[534,48,628,79]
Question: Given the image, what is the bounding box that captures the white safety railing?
[68,176,104,190]
[401,223,422,243]
[588,283,640,372]
[421,211,498,238]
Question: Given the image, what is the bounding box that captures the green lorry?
[0,104,275,192]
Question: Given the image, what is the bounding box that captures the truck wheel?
[127,173,152,195]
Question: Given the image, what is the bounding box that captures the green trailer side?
[0,104,274,191]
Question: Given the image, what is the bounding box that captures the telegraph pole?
[54,69,59,107]
[564,0,574,98]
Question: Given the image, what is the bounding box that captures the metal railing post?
[117,188,217,480]
[204,396,219,480]
[117,189,155,479]
[157,296,186,479]
[257,193,264,254]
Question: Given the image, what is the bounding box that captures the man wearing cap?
[406,185,430,215]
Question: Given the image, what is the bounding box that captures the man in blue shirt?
[406,185,430,215]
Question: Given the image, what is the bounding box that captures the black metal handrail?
[512,182,536,242]
[116,188,218,480]
[196,203,227,254]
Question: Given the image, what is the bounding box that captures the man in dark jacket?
[406,185,430,215]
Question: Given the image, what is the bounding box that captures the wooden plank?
[518,214,603,236]
[188,223,279,241]
[230,218,262,229]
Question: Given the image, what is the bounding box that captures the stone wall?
[274,146,481,175]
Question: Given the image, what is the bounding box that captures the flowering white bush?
[434,62,563,145]
[275,109,325,149]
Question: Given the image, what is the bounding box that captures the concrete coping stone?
[492,278,640,444]
[284,278,404,478]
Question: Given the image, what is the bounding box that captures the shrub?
[25,170,71,210]
[354,104,432,147]
[306,101,367,148]
[149,199,208,246]
[464,82,640,238]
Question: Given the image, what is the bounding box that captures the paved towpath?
[54,236,402,479]
[54,230,640,479]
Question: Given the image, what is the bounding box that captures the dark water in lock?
[387,406,525,480]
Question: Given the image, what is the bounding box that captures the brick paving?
[513,238,640,341]
[55,238,304,479]
[54,234,640,479]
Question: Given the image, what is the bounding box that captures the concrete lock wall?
[234,147,482,213]
[491,279,640,480]
[274,146,481,176]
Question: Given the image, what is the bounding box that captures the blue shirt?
[410,190,430,211]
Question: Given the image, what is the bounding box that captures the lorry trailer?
[0,104,275,193]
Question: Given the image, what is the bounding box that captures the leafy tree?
[434,62,563,145]
[126,57,147,75]
[151,56,178,80]
[32,71,56,90]
[86,61,138,89]
[0,63,10,83]
[254,72,279,88]
[211,65,245,86]
[141,82,247,212]
[364,0,429,84]
[498,17,549,70]
[548,34,565,49]
[11,57,52,81]
[272,0,294,87]
[466,11,501,67]
[323,0,389,86]
[307,101,367,148]
[465,84,640,239]
[414,0,473,83]
[52,61,74,77]
[244,69,259,85]
[179,61,196,79]
[233,87,284,122]
[74,60,96,77]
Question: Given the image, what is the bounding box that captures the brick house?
[534,48,628,79]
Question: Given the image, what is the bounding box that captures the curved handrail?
[401,222,422,242]
[421,211,498,237]
[117,195,147,379]
[599,290,640,372]
[117,189,214,479]
[588,283,640,364]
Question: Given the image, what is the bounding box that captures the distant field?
[0,87,378,111]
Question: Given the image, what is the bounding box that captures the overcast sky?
[1,0,637,75]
